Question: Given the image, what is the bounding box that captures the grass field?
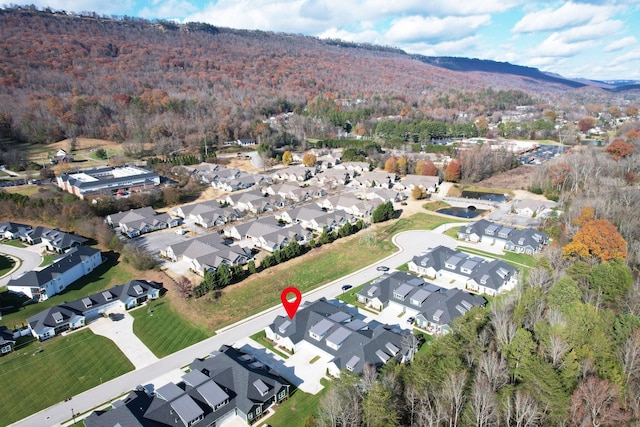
[2,185,42,197]
[39,253,56,267]
[187,213,458,331]
[2,239,26,248]
[422,200,450,211]
[0,330,134,426]
[0,253,137,328]
[261,379,330,427]
[249,330,290,359]
[457,246,536,268]
[130,299,210,358]
[0,253,16,277]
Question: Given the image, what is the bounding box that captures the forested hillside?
[0,6,618,156]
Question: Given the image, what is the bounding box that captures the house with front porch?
[408,245,519,296]
[0,326,16,355]
[265,298,414,377]
[27,280,163,340]
[7,246,103,301]
[85,345,290,427]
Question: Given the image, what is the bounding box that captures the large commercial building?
[56,165,160,199]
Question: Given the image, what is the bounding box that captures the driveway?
[0,242,44,288]
[87,308,159,369]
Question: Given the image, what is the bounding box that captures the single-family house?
[357,271,486,335]
[0,325,16,355]
[28,280,162,340]
[395,175,440,193]
[7,246,103,301]
[265,298,414,377]
[85,345,290,427]
[0,222,31,240]
[22,226,88,252]
[512,198,558,218]
[106,206,179,238]
[408,245,519,296]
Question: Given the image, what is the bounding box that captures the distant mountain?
[412,56,587,89]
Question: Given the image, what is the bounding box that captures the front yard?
[130,299,210,358]
[259,379,330,427]
[0,253,137,328]
[0,330,134,426]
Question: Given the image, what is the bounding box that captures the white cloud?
[605,36,637,51]
[533,33,595,57]
[512,1,620,33]
[139,0,199,19]
[398,36,483,57]
[559,19,623,42]
[384,15,491,44]
[611,48,640,65]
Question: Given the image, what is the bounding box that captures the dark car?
[341,284,352,292]
[376,266,390,271]
[406,316,415,324]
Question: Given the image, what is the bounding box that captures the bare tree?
[478,349,509,392]
[441,370,468,427]
[317,387,340,427]
[468,376,497,427]
[569,376,630,427]
[503,390,542,427]
[361,364,378,392]
[491,297,518,351]
[546,334,571,369]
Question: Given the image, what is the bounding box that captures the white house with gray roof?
[265,298,414,377]
[85,345,290,427]
[408,245,519,296]
[27,280,162,340]
[106,206,180,238]
[457,219,549,254]
[162,234,251,275]
[357,271,486,335]
[7,246,102,301]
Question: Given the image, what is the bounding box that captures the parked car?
[406,316,415,324]
[376,265,390,271]
[341,284,352,292]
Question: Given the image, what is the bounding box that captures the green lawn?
[262,379,330,427]
[1,239,26,248]
[421,200,450,212]
[413,329,435,356]
[0,253,16,277]
[39,253,56,267]
[0,253,137,328]
[0,330,134,426]
[249,330,290,359]
[443,225,461,239]
[131,299,210,358]
[456,246,536,268]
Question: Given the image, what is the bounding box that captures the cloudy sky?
[29,0,640,81]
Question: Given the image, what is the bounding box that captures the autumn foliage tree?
[563,218,627,262]
[302,153,317,166]
[444,160,461,182]
[384,156,397,173]
[422,159,438,176]
[578,116,597,133]
[282,150,293,165]
[605,138,635,160]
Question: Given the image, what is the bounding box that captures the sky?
[26,0,640,81]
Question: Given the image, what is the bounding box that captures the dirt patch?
[475,165,536,191]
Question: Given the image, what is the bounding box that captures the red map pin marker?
[281,287,302,319]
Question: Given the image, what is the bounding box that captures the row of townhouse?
[0,221,31,240]
[162,234,252,275]
[172,200,245,229]
[223,216,311,253]
[457,219,549,254]
[27,280,162,341]
[106,206,181,238]
[265,298,415,377]
[7,246,103,302]
[357,271,486,335]
[21,226,88,253]
[85,345,289,427]
[275,203,358,234]
[408,245,520,297]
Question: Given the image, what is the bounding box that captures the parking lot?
[518,144,568,165]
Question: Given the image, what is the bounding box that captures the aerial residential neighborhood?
[2,3,639,426]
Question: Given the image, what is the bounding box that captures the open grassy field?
[0,330,134,426]
[130,299,210,358]
[179,213,459,331]
[260,379,330,427]
[1,185,43,197]
[0,253,137,328]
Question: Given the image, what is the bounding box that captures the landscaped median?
[0,329,134,426]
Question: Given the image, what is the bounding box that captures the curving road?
[0,243,43,289]
[12,226,466,427]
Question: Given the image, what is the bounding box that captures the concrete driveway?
[87,308,159,369]
[0,242,44,288]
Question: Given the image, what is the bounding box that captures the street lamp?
[71,408,76,425]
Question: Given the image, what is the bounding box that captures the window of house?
[1,345,11,353]
[256,406,262,416]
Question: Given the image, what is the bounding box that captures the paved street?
[0,243,44,289]
[12,227,464,427]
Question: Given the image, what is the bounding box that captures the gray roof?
[7,245,100,290]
